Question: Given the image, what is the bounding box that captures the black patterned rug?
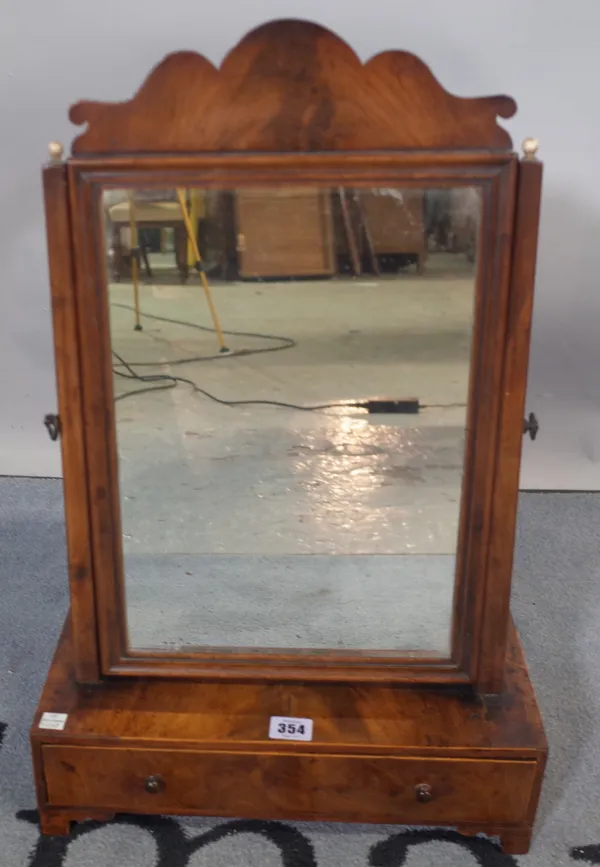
[2,478,599,866]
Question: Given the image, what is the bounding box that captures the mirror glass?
[102,185,481,656]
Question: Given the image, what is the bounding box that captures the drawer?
[43,746,538,825]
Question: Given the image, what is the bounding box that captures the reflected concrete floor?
[123,553,455,652]
[109,268,473,653]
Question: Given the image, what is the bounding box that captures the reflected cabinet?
[32,20,547,854]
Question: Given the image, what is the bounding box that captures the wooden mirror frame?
[45,19,542,694]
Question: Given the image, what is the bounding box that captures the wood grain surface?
[31,617,546,852]
[43,165,100,683]
[68,20,516,155]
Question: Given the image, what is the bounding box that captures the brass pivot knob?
[144,774,165,794]
[415,783,434,803]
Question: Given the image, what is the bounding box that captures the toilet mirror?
[61,17,521,683]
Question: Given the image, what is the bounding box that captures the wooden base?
[31,619,546,855]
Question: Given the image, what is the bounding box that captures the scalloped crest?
[69,19,516,154]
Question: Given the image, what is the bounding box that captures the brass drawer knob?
[144,774,165,794]
[415,783,434,803]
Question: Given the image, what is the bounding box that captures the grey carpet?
[1,477,600,866]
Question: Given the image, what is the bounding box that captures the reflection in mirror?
[103,185,481,655]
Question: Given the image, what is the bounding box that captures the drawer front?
[43,746,537,825]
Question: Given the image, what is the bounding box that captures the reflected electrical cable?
[110,302,296,366]
[112,348,466,415]
[112,349,352,410]
[111,302,346,408]
[109,302,466,411]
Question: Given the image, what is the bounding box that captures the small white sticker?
[39,712,68,731]
[269,716,313,741]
